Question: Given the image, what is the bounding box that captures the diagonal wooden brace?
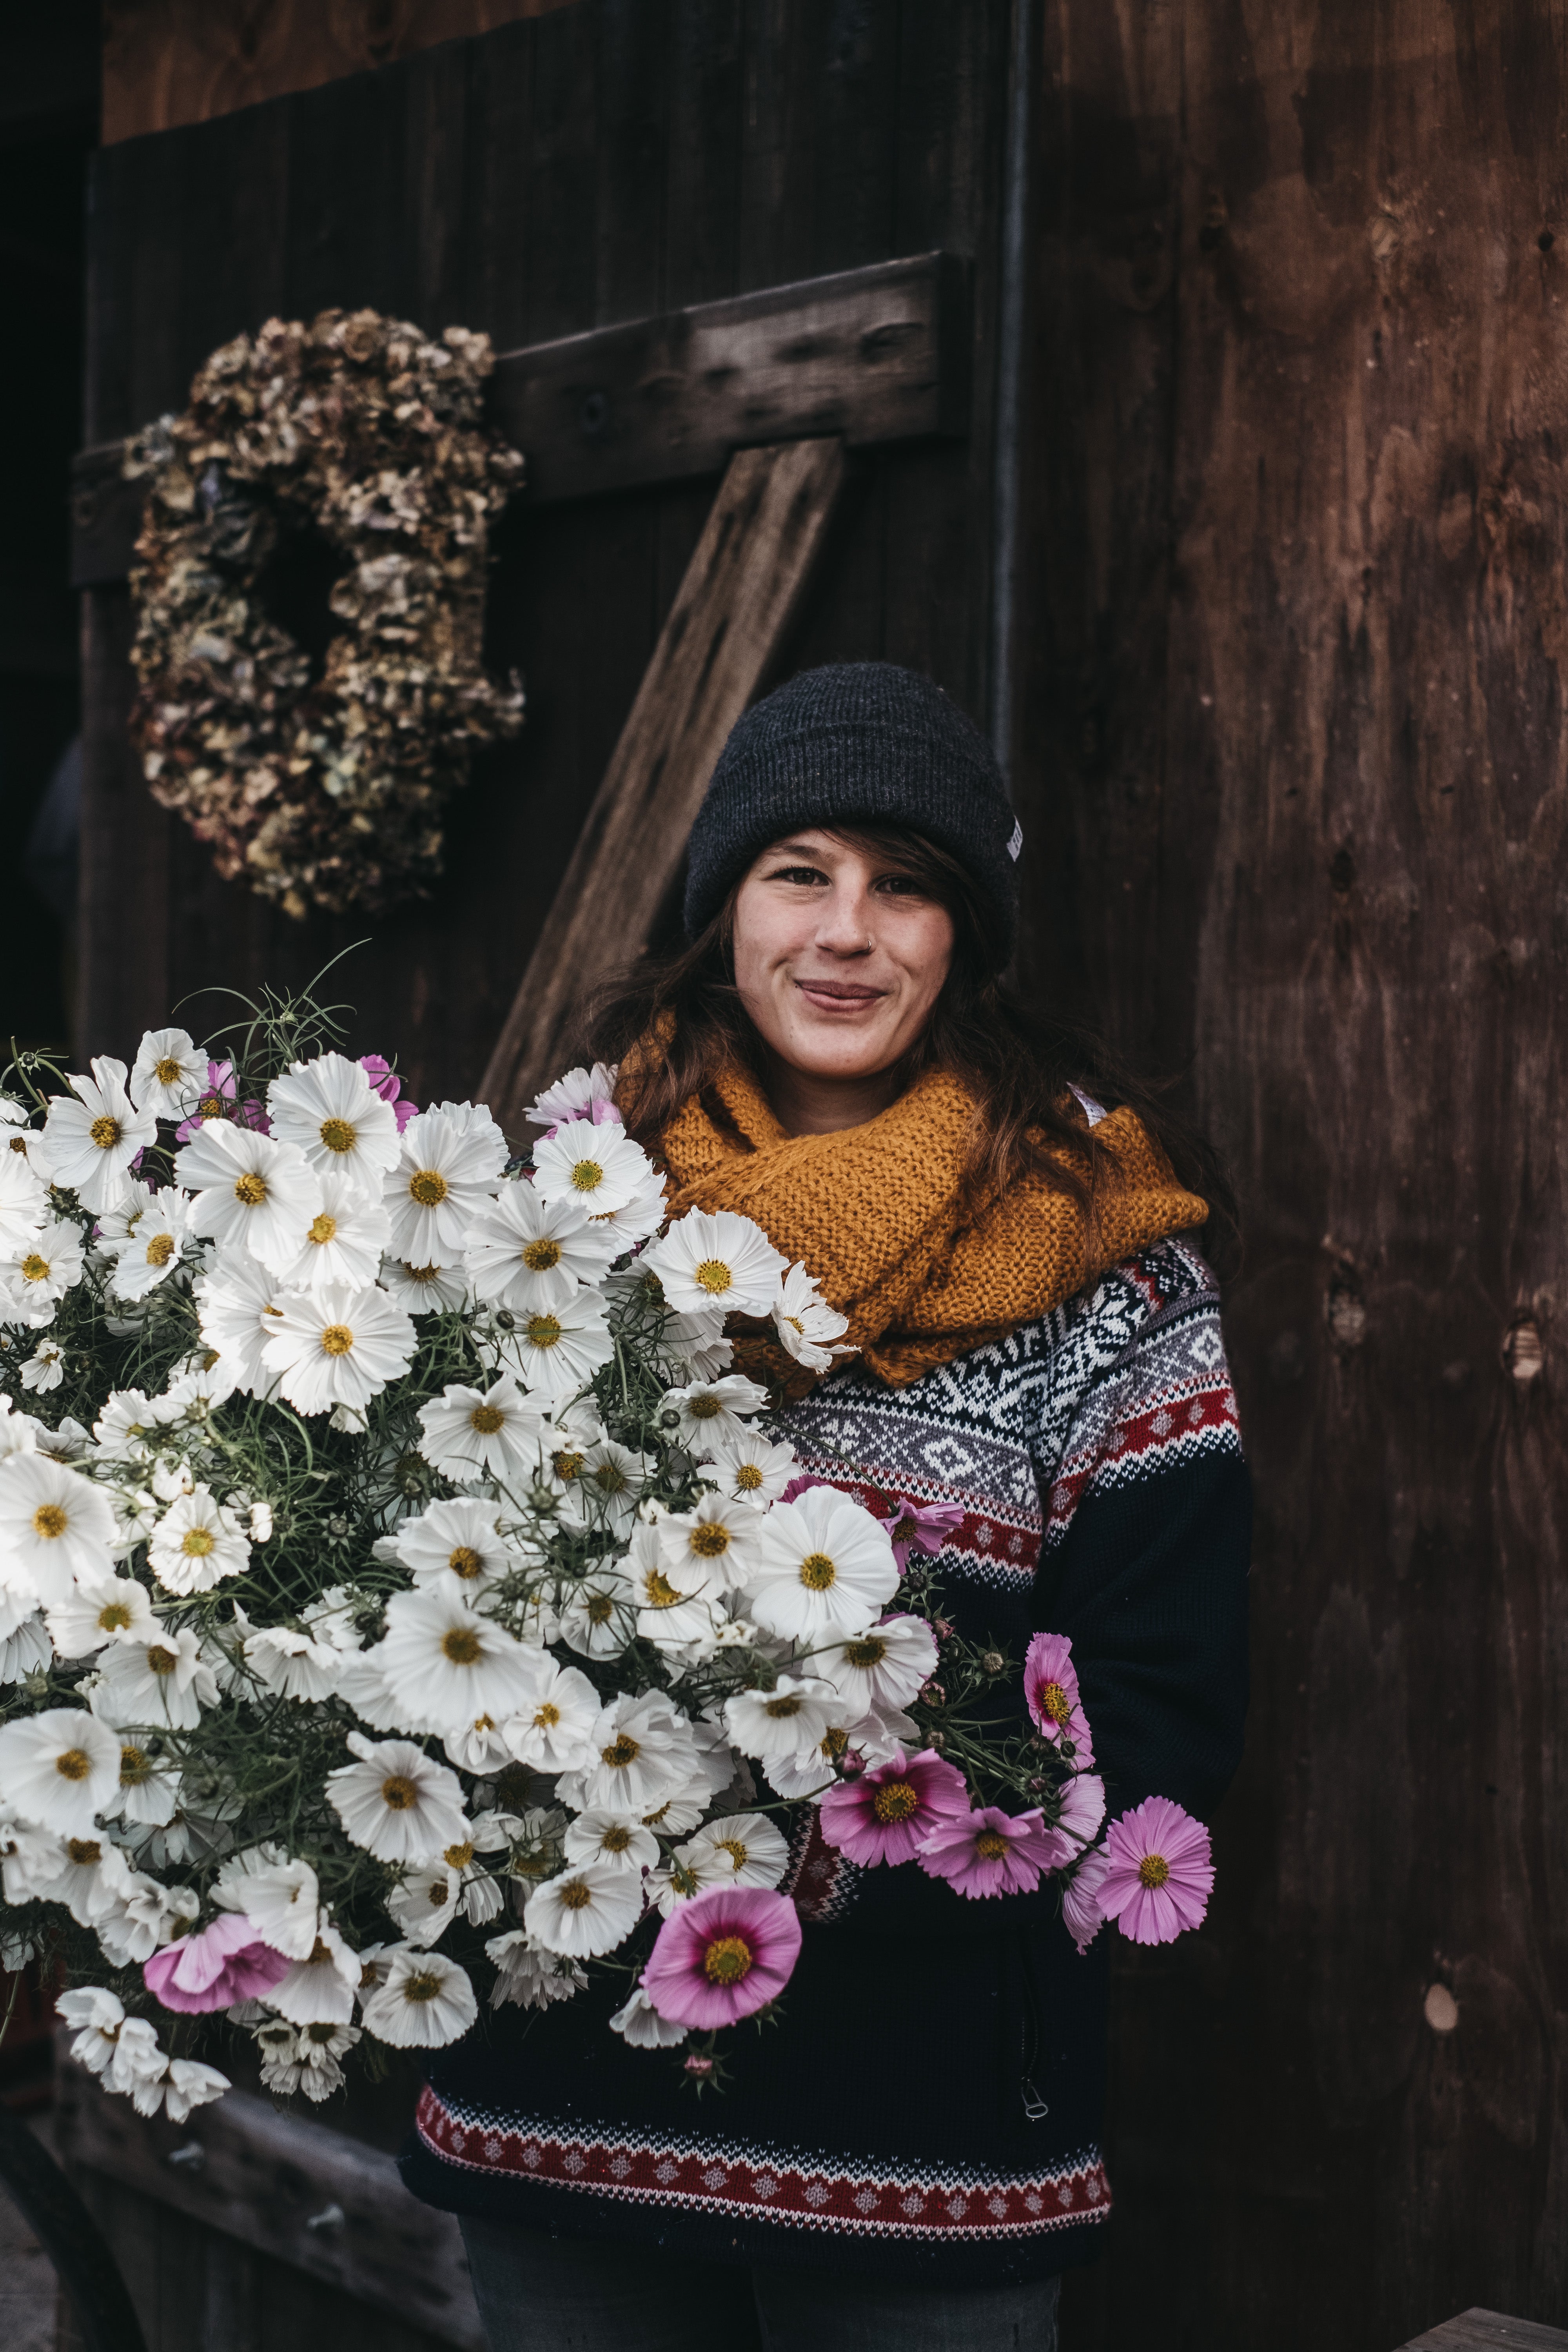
[478,435,847,1134]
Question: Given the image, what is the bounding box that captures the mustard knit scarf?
[656,1063,1208,1392]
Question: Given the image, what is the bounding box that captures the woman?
[402,663,1251,2351]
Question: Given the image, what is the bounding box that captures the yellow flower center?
[569,1159,603,1193]
[319,1118,356,1154]
[89,1115,122,1150]
[872,1779,919,1824]
[975,1830,1009,1860]
[1038,1680,1072,1726]
[592,1462,627,1494]
[403,1970,443,2003]
[558,1880,593,1911]
[408,1263,442,1284]
[534,1702,561,1728]
[408,1169,447,1206]
[600,1825,632,1853]
[687,1394,722,1419]
[319,1323,354,1356]
[445,1841,474,1869]
[798,1551,837,1591]
[642,1570,683,1609]
[147,1644,178,1675]
[99,1601,132,1631]
[585,1593,613,1624]
[601,1734,640,1768]
[843,1635,887,1667]
[1138,1853,1171,1889]
[20,1253,50,1282]
[180,1526,216,1557]
[234,1172,268,1206]
[714,1837,749,1868]
[305,2021,340,2046]
[448,1545,484,1579]
[764,1694,803,1718]
[522,1238,562,1271]
[145,1232,176,1267]
[470,1403,505,1435]
[7,1135,26,1152]
[381,1773,418,1810]
[693,1258,733,1295]
[822,1726,849,1759]
[308,1212,338,1245]
[690,1523,731,1558]
[55,1746,93,1782]
[734,1463,764,1492]
[703,1934,754,1986]
[553,1449,584,1481]
[441,1625,483,1665]
[32,1503,68,1540]
[67,1838,101,1865]
[154,1056,183,1084]
[119,1745,151,1784]
[526,1315,561,1349]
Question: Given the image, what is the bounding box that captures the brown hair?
[583,825,1238,1261]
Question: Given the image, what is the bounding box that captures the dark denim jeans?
[459,2215,1062,2352]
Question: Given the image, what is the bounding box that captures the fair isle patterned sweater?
[400,1239,1251,2285]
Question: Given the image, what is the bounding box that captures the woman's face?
[731,829,956,1087]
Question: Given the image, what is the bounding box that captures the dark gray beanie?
[682,662,1022,964]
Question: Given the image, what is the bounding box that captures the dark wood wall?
[1021,4,1568,2347]
[80,0,1011,1106]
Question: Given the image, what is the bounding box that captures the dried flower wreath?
[123,308,525,920]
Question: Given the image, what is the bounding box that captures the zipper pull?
[1020,2078,1049,2121]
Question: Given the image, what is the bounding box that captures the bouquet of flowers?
[0,982,1214,2122]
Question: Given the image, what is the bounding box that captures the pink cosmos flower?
[642,1887,802,2029]
[1053,1770,1106,1860]
[917,1804,1060,1899]
[1099,1796,1213,1945]
[359,1054,419,1134]
[1023,1631,1094,1761]
[1061,1845,1112,1954]
[174,1060,270,1143]
[817,1745,970,1867]
[879,1495,964,1571]
[144,1913,291,2013]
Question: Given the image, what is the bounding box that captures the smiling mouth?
[794,979,884,1007]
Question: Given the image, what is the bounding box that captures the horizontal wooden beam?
[477,434,848,1135]
[1397,2315,1568,2352]
[53,2039,483,2350]
[69,250,968,586]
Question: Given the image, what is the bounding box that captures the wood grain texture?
[1018,5,1568,2348]
[54,2043,481,2349]
[479,434,847,1128]
[1399,2316,1568,2352]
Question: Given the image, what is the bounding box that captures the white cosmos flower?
[0,1398,35,1459]
[0,1602,51,1681]
[103,1739,184,1827]
[20,1341,63,1392]
[376,1580,537,1738]
[642,1207,787,1318]
[160,1346,241,1416]
[487,1929,588,2012]
[609,1985,688,2047]
[599,1161,669,1249]
[326,1731,469,1865]
[94,1178,157,1248]
[148,1485,251,1595]
[378,1256,468,1313]
[0,1453,116,1605]
[273,1169,392,1297]
[559,1439,648,1538]
[162,2057,230,2125]
[0,1146,46,1251]
[383,1102,507,1265]
[96,1871,199,1965]
[34,1832,136,1926]
[387,1862,462,1947]
[104,1189,198,1301]
[0,1218,86,1328]
[658,1490,760,1594]
[531,1117,653,1221]
[395,1497,517,1597]
[359,1946,477,2049]
[416,1378,544,1482]
[242,1620,348,1703]
[699,1429,797,1508]
[492,1290,613,1404]
[38,1060,156,1215]
[194,1249,285,1394]
[524,1860,643,1959]
[685,1809,789,1890]
[0,1706,123,1831]
[817,1612,938,1714]
[268,1915,362,2026]
[267,1053,402,1184]
[763,1697,917,1800]
[502,1652,601,1772]
[743,1484,900,1643]
[563,1809,660,1875]
[93,1387,170,1458]
[129,1027,207,1121]
[462,1180,619,1315]
[615,1528,722,1656]
[660,1374,770,1452]
[442,1713,515,1774]
[647,1842,730,1916]
[91,1626,216,1729]
[771,1260,854,1373]
[56,1985,129,2078]
[260,1280,416,1415]
[557,1570,635,1659]
[45,1571,156,1657]
[724,1675,842,1764]
[555,1689,700,1815]
[212,1844,321,1958]
[174,1122,324,1271]
[524,1062,618,1131]
[656,1307,733,1383]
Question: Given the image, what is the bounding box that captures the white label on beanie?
[1006,818,1024,862]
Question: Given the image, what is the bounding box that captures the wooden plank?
[70,250,967,584]
[477,432,848,1130]
[1398,2319,1568,2352]
[53,2045,483,2352]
